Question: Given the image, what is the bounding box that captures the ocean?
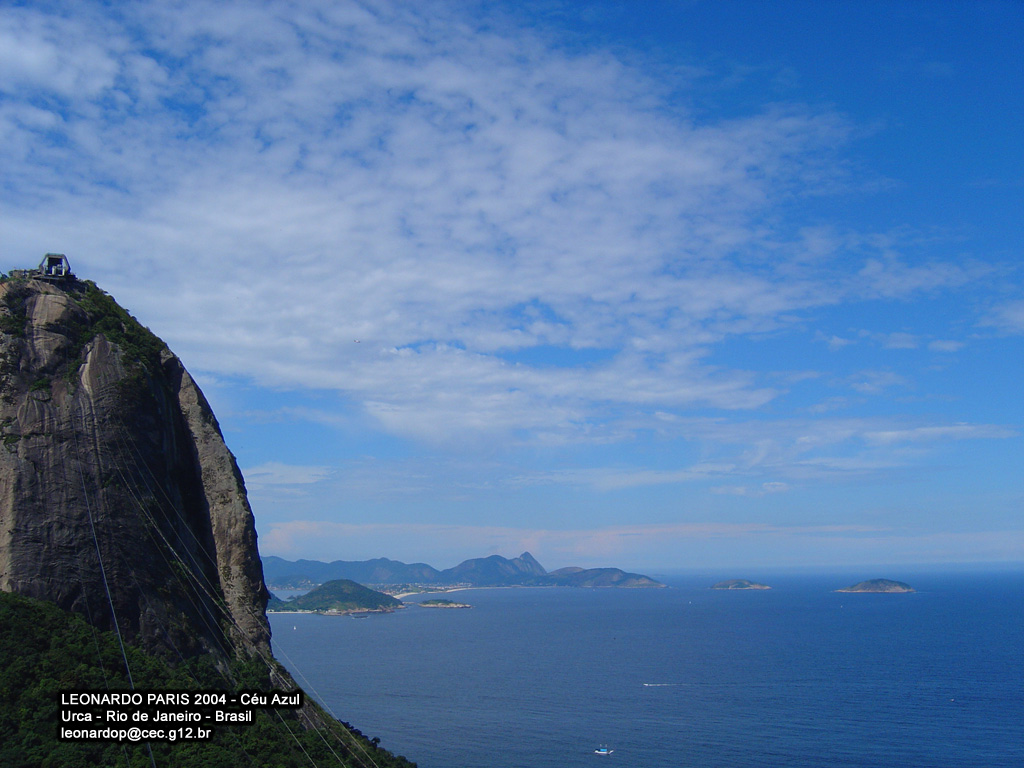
[269,570,1024,768]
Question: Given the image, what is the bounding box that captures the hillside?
[0,590,415,767]
[271,579,403,614]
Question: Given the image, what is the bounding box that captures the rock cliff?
[0,273,270,663]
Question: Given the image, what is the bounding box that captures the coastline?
[268,605,404,616]
[392,584,563,600]
[273,582,668,603]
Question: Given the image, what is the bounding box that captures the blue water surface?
[269,571,1023,768]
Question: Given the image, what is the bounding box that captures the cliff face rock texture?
[0,274,270,663]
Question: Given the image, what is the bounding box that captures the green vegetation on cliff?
[0,591,415,768]
[0,276,167,389]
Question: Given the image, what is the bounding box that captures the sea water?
[269,570,1024,768]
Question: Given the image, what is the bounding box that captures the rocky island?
[269,579,403,615]
[836,578,915,593]
[711,579,771,590]
[419,599,471,609]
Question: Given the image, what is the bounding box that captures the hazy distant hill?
[442,552,548,585]
[262,556,441,587]
[549,567,663,588]
[263,552,664,589]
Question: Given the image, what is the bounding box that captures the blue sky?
[2,0,1021,571]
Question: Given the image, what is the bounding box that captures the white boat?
[594,747,613,755]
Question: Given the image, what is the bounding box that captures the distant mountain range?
[262,552,664,589]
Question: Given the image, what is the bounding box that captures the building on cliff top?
[37,253,74,280]
[6,253,76,282]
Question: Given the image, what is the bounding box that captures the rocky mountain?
[0,263,422,767]
[0,268,269,662]
[442,551,548,585]
[264,551,664,589]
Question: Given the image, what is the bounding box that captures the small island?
[836,578,914,593]
[711,579,771,590]
[267,579,404,615]
[418,599,472,609]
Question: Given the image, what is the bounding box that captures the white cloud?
[529,463,738,491]
[849,370,909,394]
[815,331,856,350]
[0,0,1004,456]
[0,16,825,385]
[0,10,120,97]
[983,300,1024,334]
[845,331,967,353]
[863,424,1016,445]
[258,518,893,567]
[265,517,1024,570]
[881,332,919,349]
[712,481,790,497]
[807,396,854,414]
[855,255,980,299]
[621,416,1018,484]
[243,462,333,490]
